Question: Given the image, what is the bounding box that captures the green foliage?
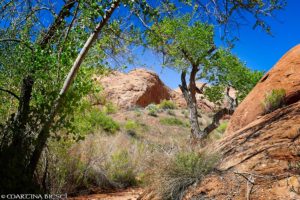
[147,15,263,104]
[102,102,118,114]
[216,121,228,133]
[146,104,159,117]
[147,15,214,70]
[204,49,264,101]
[167,109,176,116]
[262,89,286,114]
[156,151,219,200]
[124,120,140,137]
[73,104,120,138]
[125,120,140,131]
[107,150,137,187]
[204,85,225,105]
[159,117,188,127]
[159,100,177,110]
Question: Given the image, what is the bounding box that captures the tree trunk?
[179,70,203,139]
[0,0,80,193]
[180,70,237,140]
[27,0,121,177]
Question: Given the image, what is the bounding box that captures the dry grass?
[42,107,224,197]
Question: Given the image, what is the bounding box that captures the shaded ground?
[69,188,143,200]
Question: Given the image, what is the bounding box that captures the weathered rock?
[94,69,172,109]
[183,101,300,200]
[226,44,300,134]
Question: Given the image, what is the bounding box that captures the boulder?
[226,44,300,134]
[94,68,172,109]
[183,101,300,200]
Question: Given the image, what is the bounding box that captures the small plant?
[74,108,120,136]
[102,102,118,114]
[93,111,120,133]
[134,107,142,117]
[181,110,189,118]
[155,151,219,200]
[167,109,176,116]
[262,89,286,114]
[146,104,159,117]
[159,100,176,110]
[159,117,188,127]
[216,121,228,133]
[125,120,139,131]
[107,150,137,187]
[124,120,140,137]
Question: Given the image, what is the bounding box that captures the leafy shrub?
[181,110,189,118]
[204,85,224,105]
[107,150,137,187]
[159,100,176,110]
[155,151,219,200]
[216,121,228,133]
[125,120,139,131]
[124,120,140,137]
[262,89,286,114]
[146,104,159,117]
[159,117,188,127]
[134,107,142,117]
[102,102,118,114]
[74,108,120,136]
[96,112,120,133]
[167,109,176,116]
[43,138,116,195]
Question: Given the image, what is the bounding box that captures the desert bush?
[216,121,228,133]
[160,117,188,127]
[167,109,176,116]
[146,104,159,117]
[125,120,140,131]
[102,102,118,114]
[38,139,103,195]
[90,110,120,133]
[106,150,137,187]
[154,151,219,200]
[73,103,120,138]
[159,100,177,110]
[124,120,140,137]
[262,89,286,113]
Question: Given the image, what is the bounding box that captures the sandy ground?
[68,188,143,200]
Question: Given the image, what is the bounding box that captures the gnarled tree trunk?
[180,70,237,140]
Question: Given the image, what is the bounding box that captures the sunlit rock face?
[226,44,300,134]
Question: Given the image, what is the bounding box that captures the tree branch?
[0,87,20,100]
[0,38,33,51]
[202,87,237,137]
[27,0,121,176]
[39,0,77,48]
[195,83,207,94]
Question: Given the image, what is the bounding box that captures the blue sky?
[125,0,300,89]
[1,1,299,89]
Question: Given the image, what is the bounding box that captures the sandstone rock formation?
[183,101,300,200]
[95,69,231,112]
[226,44,300,134]
[139,45,300,200]
[94,69,172,109]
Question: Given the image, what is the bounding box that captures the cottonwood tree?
[143,0,286,139]
[0,0,160,193]
[147,16,263,139]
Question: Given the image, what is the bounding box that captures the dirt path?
[69,188,143,200]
